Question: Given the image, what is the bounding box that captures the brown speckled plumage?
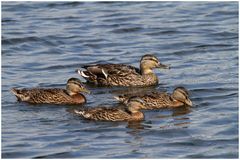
[74,97,145,121]
[76,54,169,87]
[115,87,193,109]
[11,78,90,105]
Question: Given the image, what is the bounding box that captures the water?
[2,2,238,158]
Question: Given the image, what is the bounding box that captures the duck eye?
[150,58,159,63]
[71,81,82,86]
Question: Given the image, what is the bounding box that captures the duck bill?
[81,87,91,94]
[157,63,170,69]
[185,99,193,106]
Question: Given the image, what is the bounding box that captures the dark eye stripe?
[151,58,159,63]
[143,57,159,63]
[178,89,188,98]
[135,100,144,105]
[71,81,82,86]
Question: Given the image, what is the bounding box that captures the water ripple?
[2,1,238,159]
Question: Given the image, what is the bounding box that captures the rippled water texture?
[2,2,238,158]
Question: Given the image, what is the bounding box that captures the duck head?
[171,87,192,106]
[66,78,90,96]
[140,54,170,74]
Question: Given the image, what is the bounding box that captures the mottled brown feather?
[78,54,169,87]
[11,88,86,105]
[74,98,145,121]
[116,87,192,109]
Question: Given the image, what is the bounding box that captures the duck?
[73,97,145,121]
[114,87,193,109]
[11,78,90,105]
[76,54,170,87]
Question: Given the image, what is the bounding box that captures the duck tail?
[113,95,127,103]
[10,88,19,96]
[76,69,97,83]
[73,109,84,115]
[10,88,26,101]
[73,109,91,118]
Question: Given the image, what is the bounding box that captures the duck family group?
[11,54,192,122]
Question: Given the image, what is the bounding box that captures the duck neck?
[72,94,86,104]
[66,90,76,96]
[131,111,144,120]
[66,85,77,96]
[128,106,144,120]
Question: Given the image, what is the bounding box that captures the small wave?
[210,31,237,37]
[40,63,81,71]
[46,2,83,8]
[102,17,140,23]
[195,44,233,48]
[111,27,143,34]
[2,19,17,23]
[191,87,237,92]
[145,30,179,36]
[206,10,238,17]
[33,151,70,159]
[2,36,41,45]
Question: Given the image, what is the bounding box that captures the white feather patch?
[80,70,89,78]
[74,109,84,115]
[84,113,91,118]
[101,69,108,78]
[113,96,120,101]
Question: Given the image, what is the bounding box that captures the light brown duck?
[11,78,90,105]
[115,87,193,109]
[73,97,145,121]
[76,54,170,87]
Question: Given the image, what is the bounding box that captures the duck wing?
[140,92,172,109]
[83,64,140,78]
[11,88,71,104]
[115,90,163,103]
[75,107,130,121]
[34,89,72,104]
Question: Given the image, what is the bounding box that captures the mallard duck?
[73,97,145,121]
[114,87,193,109]
[11,78,90,105]
[76,54,170,87]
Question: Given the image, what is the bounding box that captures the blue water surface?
[2,2,238,158]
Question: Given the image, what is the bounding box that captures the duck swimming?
[73,97,145,121]
[11,78,90,105]
[114,87,192,109]
[76,54,170,87]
